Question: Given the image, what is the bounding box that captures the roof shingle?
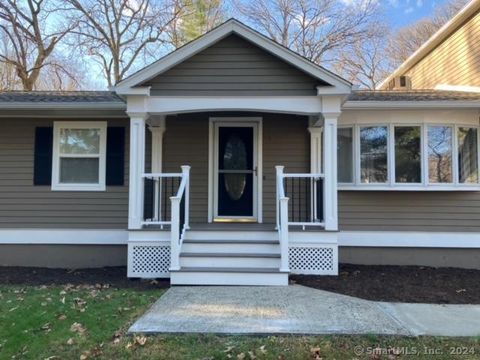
[0,91,124,104]
[348,90,480,102]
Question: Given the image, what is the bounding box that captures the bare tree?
[334,30,391,89]
[387,0,468,67]
[0,0,78,90]
[169,0,225,47]
[234,0,381,65]
[67,0,184,87]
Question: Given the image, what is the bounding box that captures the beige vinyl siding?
[143,34,324,96]
[0,118,129,229]
[405,11,480,89]
[162,112,310,223]
[339,191,480,232]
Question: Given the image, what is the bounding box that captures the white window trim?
[52,121,107,191]
[338,122,480,191]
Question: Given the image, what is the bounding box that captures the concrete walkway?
[129,285,480,336]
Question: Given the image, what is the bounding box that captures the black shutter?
[34,127,53,185]
[106,127,125,186]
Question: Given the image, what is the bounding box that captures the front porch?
[126,111,339,285]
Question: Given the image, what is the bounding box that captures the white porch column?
[128,113,148,229]
[323,114,339,231]
[148,116,166,173]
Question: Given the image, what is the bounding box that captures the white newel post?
[323,115,338,231]
[128,114,147,229]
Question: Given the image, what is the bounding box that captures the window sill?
[51,184,106,192]
[338,185,480,191]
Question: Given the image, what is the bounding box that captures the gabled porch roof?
[115,18,351,96]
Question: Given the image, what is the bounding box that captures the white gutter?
[379,0,480,89]
[0,102,126,110]
[343,100,480,109]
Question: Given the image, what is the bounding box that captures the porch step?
[170,268,288,286]
[180,252,281,268]
[182,239,280,254]
[184,230,278,241]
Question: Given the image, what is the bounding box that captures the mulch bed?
[1,264,479,303]
[0,266,169,290]
[291,264,480,304]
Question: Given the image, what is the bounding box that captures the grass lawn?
[0,284,479,360]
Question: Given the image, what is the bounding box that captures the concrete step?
[170,267,288,286]
[180,253,281,268]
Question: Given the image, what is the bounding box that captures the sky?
[384,0,456,28]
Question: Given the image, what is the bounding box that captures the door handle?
[254,166,258,176]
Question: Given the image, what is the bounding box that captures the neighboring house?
[1,3,480,285]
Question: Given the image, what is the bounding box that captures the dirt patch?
[0,266,169,290]
[291,264,480,304]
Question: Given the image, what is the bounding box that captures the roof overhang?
[343,100,480,110]
[115,19,351,96]
[0,102,126,110]
[379,0,480,89]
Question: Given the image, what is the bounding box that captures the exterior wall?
[339,191,480,232]
[0,244,127,268]
[340,246,480,270]
[0,118,129,229]
[162,112,310,223]
[143,34,324,96]
[404,11,480,89]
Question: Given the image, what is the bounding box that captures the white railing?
[276,166,290,272]
[276,165,326,271]
[276,166,325,228]
[169,165,190,270]
[141,171,184,227]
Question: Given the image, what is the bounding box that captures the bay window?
[337,127,353,183]
[428,126,453,183]
[52,121,107,191]
[360,126,388,183]
[394,126,421,183]
[337,123,480,190]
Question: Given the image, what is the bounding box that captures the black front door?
[217,126,254,217]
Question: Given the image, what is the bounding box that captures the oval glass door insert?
[223,134,247,200]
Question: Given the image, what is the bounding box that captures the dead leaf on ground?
[58,314,67,321]
[70,322,87,335]
[67,338,74,345]
[237,353,246,360]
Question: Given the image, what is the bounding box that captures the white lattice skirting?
[128,242,171,278]
[289,244,338,275]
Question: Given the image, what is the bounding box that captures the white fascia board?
[144,96,323,115]
[342,100,480,109]
[115,19,351,93]
[0,229,128,245]
[114,86,151,96]
[339,231,480,248]
[0,102,126,110]
[379,0,480,89]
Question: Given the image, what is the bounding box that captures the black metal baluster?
[163,177,167,222]
[305,177,309,222]
[291,178,295,222]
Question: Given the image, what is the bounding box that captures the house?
[1,2,480,285]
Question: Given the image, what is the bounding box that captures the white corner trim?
[339,231,480,248]
[0,229,128,245]
[115,19,351,92]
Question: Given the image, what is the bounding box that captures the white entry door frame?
[208,117,263,223]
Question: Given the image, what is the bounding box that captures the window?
[394,126,421,183]
[360,126,388,183]
[428,126,453,183]
[52,122,107,191]
[337,123,480,190]
[337,127,353,183]
[458,127,479,184]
